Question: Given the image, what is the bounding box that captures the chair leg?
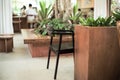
[47,48,51,69]
[54,53,60,80]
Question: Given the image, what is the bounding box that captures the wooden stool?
[0,35,13,52]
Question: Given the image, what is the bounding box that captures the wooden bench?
[0,34,13,52]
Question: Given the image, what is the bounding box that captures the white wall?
[94,0,107,19]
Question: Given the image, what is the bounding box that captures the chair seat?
[50,42,74,54]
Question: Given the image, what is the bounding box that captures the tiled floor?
[0,33,74,80]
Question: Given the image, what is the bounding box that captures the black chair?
[46,30,74,80]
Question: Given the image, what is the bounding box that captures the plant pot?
[117,21,120,47]
[74,26,120,80]
[21,29,72,57]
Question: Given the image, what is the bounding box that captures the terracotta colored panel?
[28,44,55,57]
[74,26,89,80]
[0,36,13,52]
[21,29,72,57]
[74,26,120,80]
[88,27,120,80]
[117,21,120,47]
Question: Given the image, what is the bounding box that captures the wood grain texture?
[0,35,13,52]
[13,16,28,32]
[21,29,72,57]
[74,26,120,80]
[117,21,120,47]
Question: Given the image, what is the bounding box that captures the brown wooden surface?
[21,29,72,44]
[21,29,72,57]
[21,29,51,44]
[20,16,28,29]
[13,16,21,32]
[21,29,52,57]
[0,35,13,52]
[13,16,28,32]
[74,26,120,80]
[117,21,120,47]
[28,44,55,57]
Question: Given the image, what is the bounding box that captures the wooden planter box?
[117,21,120,47]
[74,26,120,80]
[21,29,72,57]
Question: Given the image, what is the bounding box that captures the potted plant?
[113,11,120,46]
[21,1,54,57]
[24,1,73,57]
[74,16,120,80]
[34,0,73,36]
[33,0,53,35]
[69,4,82,24]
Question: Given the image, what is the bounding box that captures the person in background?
[20,5,26,16]
[26,3,37,28]
[26,3,37,22]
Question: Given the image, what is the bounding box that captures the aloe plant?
[69,4,82,24]
[112,11,120,25]
[34,1,53,35]
[34,18,72,36]
[38,1,53,21]
[34,19,50,35]
[113,11,120,21]
[79,16,115,27]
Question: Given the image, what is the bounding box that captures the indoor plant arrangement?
[34,1,73,36]
[34,2,81,36]
[79,16,115,26]
[74,16,120,80]
[69,4,82,24]
[113,11,120,46]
